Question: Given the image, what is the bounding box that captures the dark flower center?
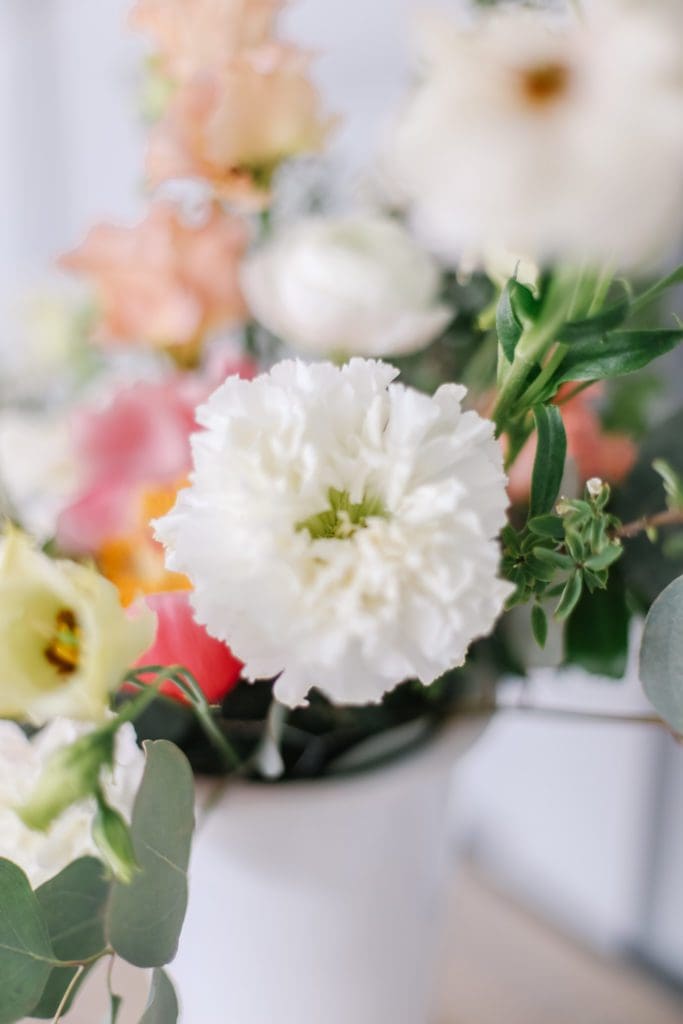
[45,609,81,675]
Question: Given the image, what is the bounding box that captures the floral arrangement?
[1,0,683,1020]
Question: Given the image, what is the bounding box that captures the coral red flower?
[136,591,243,704]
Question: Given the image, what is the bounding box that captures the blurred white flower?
[242,215,452,357]
[156,358,512,707]
[0,718,143,889]
[0,411,80,541]
[0,287,96,405]
[385,2,683,267]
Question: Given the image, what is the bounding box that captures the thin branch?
[617,508,683,540]
[52,965,84,1023]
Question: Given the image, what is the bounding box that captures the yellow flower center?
[518,62,571,108]
[44,609,81,676]
[297,488,387,541]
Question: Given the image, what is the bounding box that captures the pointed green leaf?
[528,515,565,540]
[139,968,179,1024]
[0,860,55,1024]
[554,329,683,385]
[555,572,583,621]
[31,857,110,1018]
[530,404,567,517]
[558,283,631,344]
[105,991,124,1024]
[107,741,195,968]
[584,545,623,572]
[531,604,548,648]
[497,280,538,362]
[640,574,683,732]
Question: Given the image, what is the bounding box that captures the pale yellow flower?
[0,530,156,725]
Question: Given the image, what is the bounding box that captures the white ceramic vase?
[170,719,486,1024]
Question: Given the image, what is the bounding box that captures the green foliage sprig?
[503,480,624,646]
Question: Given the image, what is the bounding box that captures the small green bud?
[17,727,116,832]
[92,796,139,885]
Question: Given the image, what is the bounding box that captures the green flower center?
[297,488,387,540]
[44,608,81,676]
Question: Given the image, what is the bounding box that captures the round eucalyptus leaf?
[640,574,683,732]
[0,859,55,1024]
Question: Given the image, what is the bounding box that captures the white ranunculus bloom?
[156,359,512,708]
[242,215,452,357]
[0,718,143,889]
[0,411,80,542]
[385,2,683,267]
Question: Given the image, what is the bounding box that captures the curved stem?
[52,965,85,1023]
[125,666,242,772]
[617,508,683,540]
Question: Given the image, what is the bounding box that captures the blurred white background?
[1,0,681,983]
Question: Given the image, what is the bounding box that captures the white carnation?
[0,718,143,888]
[385,2,683,267]
[156,359,512,707]
[242,215,452,358]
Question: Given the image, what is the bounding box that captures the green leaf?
[565,571,631,678]
[105,992,124,1024]
[31,857,109,1018]
[583,545,623,572]
[557,283,631,344]
[529,404,567,517]
[106,740,195,968]
[555,572,583,621]
[0,859,55,1024]
[496,280,538,362]
[139,968,179,1024]
[554,329,683,386]
[639,574,683,732]
[630,264,683,315]
[93,798,140,885]
[531,604,548,648]
[528,515,565,540]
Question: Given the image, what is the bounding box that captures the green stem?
[493,269,582,432]
[519,344,568,408]
[125,666,242,772]
[587,264,615,317]
[630,264,683,316]
[52,965,85,1023]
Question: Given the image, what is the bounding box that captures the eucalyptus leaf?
[530,405,567,517]
[31,857,109,1018]
[139,968,179,1023]
[553,328,683,386]
[107,741,195,968]
[0,859,55,1024]
[640,574,683,732]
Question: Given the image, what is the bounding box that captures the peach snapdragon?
[147,45,336,208]
[60,201,248,356]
